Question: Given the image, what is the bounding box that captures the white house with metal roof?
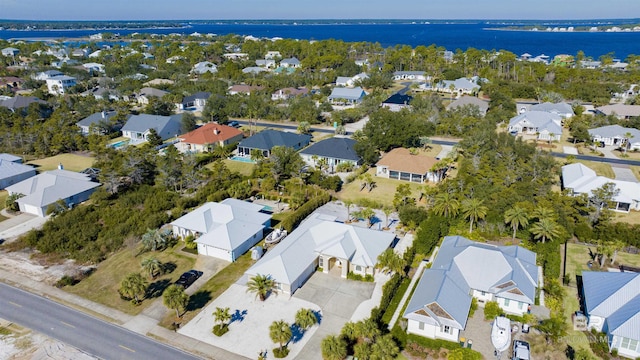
[561,163,640,212]
[588,125,640,150]
[581,271,640,359]
[508,111,563,141]
[171,198,271,262]
[328,86,367,105]
[404,236,538,341]
[0,159,36,190]
[45,75,77,95]
[527,101,574,118]
[245,212,395,294]
[5,169,100,217]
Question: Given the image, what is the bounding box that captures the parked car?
[512,340,530,360]
[175,270,203,288]
[228,121,240,127]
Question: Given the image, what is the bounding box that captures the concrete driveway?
[612,165,638,181]
[0,212,48,242]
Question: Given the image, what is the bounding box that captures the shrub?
[483,301,504,320]
[468,297,478,318]
[55,275,78,288]
[272,346,289,358]
[347,272,374,282]
[279,192,331,232]
[212,324,229,337]
[184,234,197,249]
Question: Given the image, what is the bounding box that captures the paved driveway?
[0,212,48,242]
[612,165,638,181]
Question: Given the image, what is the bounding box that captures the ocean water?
[2,20,640,59]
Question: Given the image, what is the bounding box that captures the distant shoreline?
[486,27,640,33]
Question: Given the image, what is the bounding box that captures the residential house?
[242,66,268,74]
[171,199,271,262]
[528,102,574,118]
[271,87,309,101]
[581,271,640,359]
[245,212,395,294]
[446,95,489,116]
[121,114,183,144]
[264,51,281,60]
[81,87,120,101]
[237,130,311,158]
[561,163,640,212]
[222,53,249,60]
[0,95,46,112]
[76,111,120,135]
[136,87,169,105]
[299,137,361,172]
[1,47,20,57]
[228,84,265,95]
[176,123,243,153]
[33,70,63,81]
[143,78,174,87]
[0,159,36,190]
[404,236,538,341]
[393,71,428,81]
[433,77,483,96]
[328,87,366,105]
[5,169,101,217]
[0,76,24,92]
[336,73,368,87]
[0,153,23,163]
[255,59,277,68]
[381,94,413,112]
[508,111,563,141]
[588,125,640,150]
[595,104,640,120]
[177,92,210,112]
[82,62,105,74]
[88,50,102,58]
[376,148,441,183]
[46,75,77,95]
[166,55,185,64]
[279,57,301,68]
[71,48,89,58]
[191,61,217,75]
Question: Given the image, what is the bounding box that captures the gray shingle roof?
[121,114,183,140]
[182,92,211,104]
[238,130,311,151]
[529,102,574,117]
[300,137,360,162]
[588,125,640,140]
[0,153,22,162]
[0,95,46,110]
[76,111,117,127]
[446,95,489,113]
[0,160,35,181]
[509,111,562,134]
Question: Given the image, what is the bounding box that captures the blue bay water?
[2,21,640,59]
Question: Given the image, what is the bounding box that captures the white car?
[513,340,530,360]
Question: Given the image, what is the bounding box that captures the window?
[319,258,323,267]
[620,337,639,351]
[518,302,524,310]
[418,322,424,330]
[504,299,510,307]
[441,325,452,334]
[355,265,362,271]
[480,291,486,296]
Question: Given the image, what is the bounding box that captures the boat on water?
[265,228,287,245]
[491,316,511,353]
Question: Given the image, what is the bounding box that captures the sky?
[2,0,640,21]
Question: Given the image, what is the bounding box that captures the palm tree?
[340,321,358,342]
[531,206,556,222]
[461,198,488,232]
[624,132,634,154]
[141,228,168,252]
[530,218,560,243]
[360,207,376,228]
[376,249,404,275]
[250,148,264,162]
[246,274,277,301]
[269,320,292,353]
[356,318,381,343]
[295,308,318,330]
[344,201,353,222]
[141,257,162,279]
[432,192,460,218]
[163,284,189,318]
[353,343,372,360]
[213,306,231,328]
[504,206,529,240]
[119,272,148,303]
[382,206,393,229]
[321,335,347,360]
[370,334,400,360]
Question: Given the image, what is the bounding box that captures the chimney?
[213,128,220,135]
[58,162,64,170]
[101,111,106,118]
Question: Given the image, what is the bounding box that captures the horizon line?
[2,17,640,22]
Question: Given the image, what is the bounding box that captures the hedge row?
[279,192,332,232]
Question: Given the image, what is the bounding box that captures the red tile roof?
[179,123,243,145]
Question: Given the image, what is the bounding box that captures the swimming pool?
[110,140,130,149]
[230,156,255,163]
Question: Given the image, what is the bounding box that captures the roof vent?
[213,128,220,135]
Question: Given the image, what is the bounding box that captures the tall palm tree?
[141,257,162,279]
[246,274,277,301]
[356,318,381,343]
[382,206,393,229]
[213,306,231,328]
[370,334,400,360]
[269,320,292,352]
[340,321,358,342]
[119,272,148,303]
[344,201,353,222]
[461,198,488,232]
[432,192,460,218]
[504,206,529,240]
[321,335,347,360]
[530,218,560,243]
[532,206,556,222]
[360,207,376,228]
[624,131,634,154]
[376,249,404,275]
[353,343,372,360]
[295,308,318,330]
[163,284,189,318]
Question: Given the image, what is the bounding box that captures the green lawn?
[160,250,255,327]
[27,153,95,172]
[0,190,8,222]
[337,169,427,208]
[220,159,255,176]
[612,211,640,225]
[562,287,596,357]
[564,242,640,278]
[64,243,196,315]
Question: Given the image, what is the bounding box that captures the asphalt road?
[236,120,640,166]
[0,283,200,360]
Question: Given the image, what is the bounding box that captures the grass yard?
[612,211,640,225]
[220,159,255,176]
[27,153,95,172]
[564,242,640,278]
[574,160,615,178]
[159,250,255,327]
[561,287,597,357]
[0,190,8,222]
[336,169,427,208]
[64,243,196,315]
